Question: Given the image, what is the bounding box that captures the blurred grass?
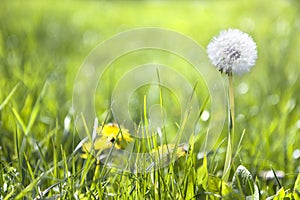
[0,0,300,198]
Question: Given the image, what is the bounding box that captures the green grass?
[1,0,300,199]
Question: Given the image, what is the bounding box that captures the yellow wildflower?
[151,143,188,159]
[81,123,134,159]
[97,123,133,145]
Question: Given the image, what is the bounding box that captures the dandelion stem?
[223,72,235,181]
[228,73,235,142]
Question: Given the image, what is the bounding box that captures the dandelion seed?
[207,28,258,75]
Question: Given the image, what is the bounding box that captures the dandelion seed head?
[207,29,258,75]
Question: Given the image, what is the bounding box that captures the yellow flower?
[151,144,188,159]
[81,123,134,159]
[97,123,133,145]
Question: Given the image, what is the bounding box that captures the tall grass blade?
[25,81,48,136]
[0,82,20,111]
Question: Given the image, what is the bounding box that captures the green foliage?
[197,155,208,190]
[232,165,255,197]
[294,173,300,200]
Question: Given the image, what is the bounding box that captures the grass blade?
[25,81,48,136]
[11,106,27,134]
[0,82,20,111]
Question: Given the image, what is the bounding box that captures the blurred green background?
[1,0,300,181]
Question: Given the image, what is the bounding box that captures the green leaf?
[186,177,195,200]
[207,175,231,197]
[273,187,285,200]
[294,173,300,200]
[197,154,208,190]
[232,165,255,196]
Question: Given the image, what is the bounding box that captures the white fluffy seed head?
[207,29,258,75]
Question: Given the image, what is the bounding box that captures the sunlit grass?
[1,0,300,199]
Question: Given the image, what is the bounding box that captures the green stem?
[228,73,235,143]
[223,72,235,181]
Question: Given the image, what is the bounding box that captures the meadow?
[1,0,300,199]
